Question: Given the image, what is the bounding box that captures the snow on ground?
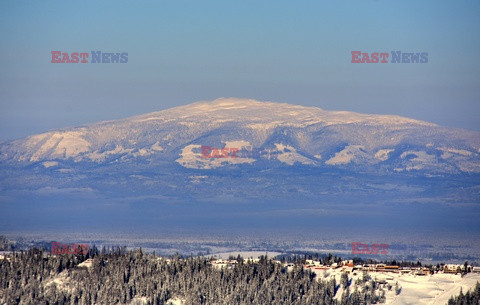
[77,258,93,268]
[375,149,394,161]
[223,140,252,150]
[44,270,74,294]
[311,267,480,305]
[87,144,133,162]
[399,150,437,171]
[42,161,59,168]
[27,130,91,162]
[326,145,365,165]
[436,147,480,173]
[165,297,185,305]
[274,143,316,165]
[130,296,148,304]
[189,175,208,184]
[438,147,473,158]
[385,272,480,305]
[457,160,480,173]
[150,141,164,151]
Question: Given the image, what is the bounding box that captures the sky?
[0,0,479,141]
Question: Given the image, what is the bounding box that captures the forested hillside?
[0,248,382,305]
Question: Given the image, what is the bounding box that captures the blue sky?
[1,0,479,141]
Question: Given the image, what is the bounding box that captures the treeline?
[0,236,13,251]
[0,247,387,305]
[447,282,480,305]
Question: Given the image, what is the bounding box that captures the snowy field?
[313,268,480,305]
[384,272,480,305]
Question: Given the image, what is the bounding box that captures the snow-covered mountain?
[2,97,480,238]
[1,98,479,175]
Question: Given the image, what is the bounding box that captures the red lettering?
[201,146,211,158]
[379,53,389,63]
[351,51,361,63]
[61,53,71,63]
[379,244,389,254]
[201,146,241,158]
[221,148,230,158]
[70,243,80,254]
[352,242,389,255]
[51,242,88,255]
[51,242,62,254]
[360,244,371,254]
[61,244,70,254]
[230,148,239,158]
[79,53,89,63]
[51,51,61,63]
[361,53,370,63]
[371,52,379,63]
[211,148,221,158]
[70,52,79,63]
[351,242,361,254]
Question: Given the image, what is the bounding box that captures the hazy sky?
[1,0,479,141]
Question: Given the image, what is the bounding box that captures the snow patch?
[457,161,480,173]
[326,145,364,165]
[132,148,149,157]
[134,117,164,123]
[151,141,164,151]
[42,161,59,168]
[77,258,93,268]
[189,175,208,183]
[166,297,185,305]
[400,150,437,171]
[224,140,252,150]
[375,149,394,161]
[29,130,91,162]
[87,145,133,162]
[130,142,163,158]
[438,147,473,159]
[383,272,480,305]
[178,121,198,127]
[130,296,148,304]
[247,121,282,131]
[274,143,316,166]
[56,168,74,173]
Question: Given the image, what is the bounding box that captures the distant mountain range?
[1,98,479,205]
